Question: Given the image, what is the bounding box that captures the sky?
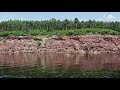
[0,12,120,22]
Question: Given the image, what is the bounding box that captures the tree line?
[0,18,120,31]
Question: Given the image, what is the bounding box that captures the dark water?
[0,52,120,78]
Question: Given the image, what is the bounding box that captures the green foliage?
[0,19,120,32]
[0,28,120,37]
[66,31,74,36]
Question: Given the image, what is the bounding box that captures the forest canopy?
[0,18,120,32]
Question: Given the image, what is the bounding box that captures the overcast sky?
[0,12,120,22]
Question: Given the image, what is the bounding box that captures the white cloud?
[103,14,117,21]
[96,14,119,21]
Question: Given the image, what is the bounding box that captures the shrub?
[0,28,120,37]
[66,31,74,36]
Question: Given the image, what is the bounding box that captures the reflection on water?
[0,52,120,71]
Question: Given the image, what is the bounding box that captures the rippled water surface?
[0,52,120,78]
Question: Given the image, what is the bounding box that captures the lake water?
[0,52,120,78]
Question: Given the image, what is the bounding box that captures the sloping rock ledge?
[0,35,120,54]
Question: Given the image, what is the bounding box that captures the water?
[0,52,120,78]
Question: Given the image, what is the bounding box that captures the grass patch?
[0,28,120,37]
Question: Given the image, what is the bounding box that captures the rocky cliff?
[0,35,120,53]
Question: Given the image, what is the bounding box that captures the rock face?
[0,35,120,53]
[42,35,120,53]
[5,36,42,41]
